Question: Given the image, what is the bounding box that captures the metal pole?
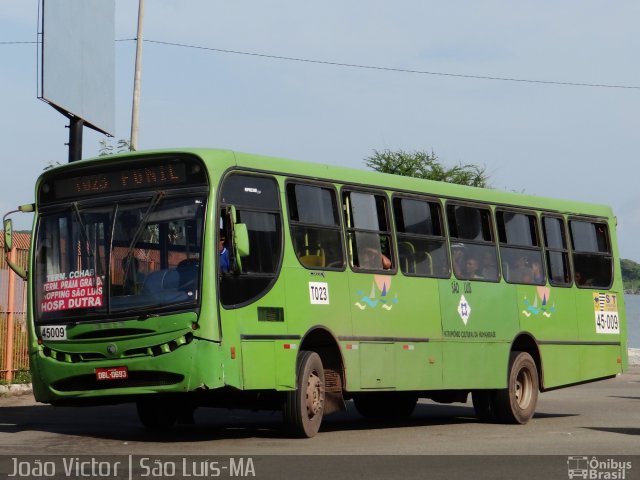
[67,116,84,162]
[4,247,17,383]
[130,0,145,151]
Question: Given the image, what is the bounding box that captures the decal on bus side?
[457,294,471,325]
[354,276,398,311]
[309,282,330,305]
[522,286,555,318]
[593,293,619,334]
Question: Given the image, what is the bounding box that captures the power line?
[143,39,640,90]
[3,37,639,90]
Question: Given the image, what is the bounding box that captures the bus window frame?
[496,208,546,286]
[341,186,397,275]
[541,213,573,288]
[217,170,285,309]
[444,200,500,283]
[34,187,209,322]
[568,215,614,290]
[284,179,346,272]
[391,192,450,279]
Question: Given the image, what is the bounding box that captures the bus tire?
[494,351,539,424]
[283,350,325,438]
[136,398,179,430]
[471,390,497,422]
[353,392,417,419]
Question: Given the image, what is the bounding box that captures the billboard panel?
[41,0,115,135]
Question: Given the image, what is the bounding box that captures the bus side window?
[219,173,283,307]
[497,210,544,285]
[393,196,449,278]
[343,190,394,272]
[446,203,498,282]
[569,219,613,289]
[542,215,571,286]
[286,182,344,270]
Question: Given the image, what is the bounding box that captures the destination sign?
[39,155,209,203]
[52,163,187,199]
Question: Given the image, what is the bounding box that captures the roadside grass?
[0,369,31,385]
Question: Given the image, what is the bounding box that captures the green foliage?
[0,370,31,385]
[43,161,62,171]
[12,370,31,384]
[621,258,640,292]
[364,149,489,187]
[98,138,132,156]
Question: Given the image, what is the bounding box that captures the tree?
[98,138,132,156]
[621,258,640,292]
[43,161,62,171]
[364,149,489,187]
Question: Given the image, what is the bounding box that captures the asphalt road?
[1,368,638,479]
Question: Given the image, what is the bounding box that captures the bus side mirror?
[234,223,250,257]
[231,223,249,274]
[4,218,13,253]
[2,203,33,281]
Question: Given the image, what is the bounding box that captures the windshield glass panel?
[36,195,206,323]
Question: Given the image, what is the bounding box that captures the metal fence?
[0,233,30,382]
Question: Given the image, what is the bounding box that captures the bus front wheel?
[494,351,539,424]
[283,350,325,438]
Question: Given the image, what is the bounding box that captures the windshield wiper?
[122,191,166,279]
[72,202,99,286]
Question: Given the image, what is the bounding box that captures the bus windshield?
[35,194,206,323]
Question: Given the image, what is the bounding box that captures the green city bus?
[4,149,627,437]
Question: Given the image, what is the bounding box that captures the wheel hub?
[515,368,532,408]
[306,371,325,417]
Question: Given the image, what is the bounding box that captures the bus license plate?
[40,325,67,341]
[95,366,128,381]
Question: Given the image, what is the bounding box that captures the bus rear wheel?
[494,351,539,424]
[283,350,325,438]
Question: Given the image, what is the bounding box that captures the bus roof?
[41,147,614,219]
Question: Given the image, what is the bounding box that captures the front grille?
[42,332,193,363]
[52,371,184,391]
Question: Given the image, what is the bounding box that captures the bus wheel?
[471,390,496,422]
[136,398,179,430]
[283,351,325,438]
[494,351,539,424]
[353,392,417,419]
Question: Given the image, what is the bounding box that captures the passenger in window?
[451,243,465,278]
[511,255,533,283]
[574,271,593,287]
[219,235,230,273]
[465,257,483,279]
[530,260,544,284]
[360,247,392,270]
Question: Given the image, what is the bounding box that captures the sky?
[2,1,639,260]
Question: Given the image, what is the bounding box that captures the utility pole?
[130,0,145,151]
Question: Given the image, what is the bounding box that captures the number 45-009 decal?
[593,293,620,334]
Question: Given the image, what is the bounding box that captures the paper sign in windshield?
[41,270,104,312]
